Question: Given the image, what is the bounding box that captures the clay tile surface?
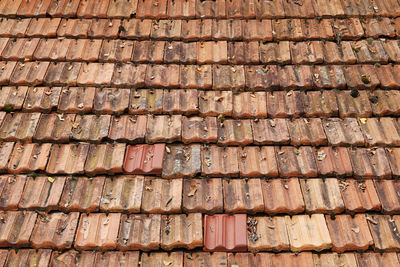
[162,144,201,178]
[85,143,125,175]
[223,179,264,213]
[23,87,61,112]
[199,91,232,116]
[218,119,253,146]
[367,215,400,251]
[108,115,147,143]
[44,62,82,86]
[312,253,358,267]
[201,145,239,177]
[238,146,278,177]
[180,65,212,89]
[0,112,40,142]
[182,116,218,144]
[129,89,163,114]
[228,252,314,267]
[107,0,137,18]
[0,143,14,172]
[184,252,227,267]
[203,214,247,252]
[77,63,114,86]
[277,146,318,177]
[46,143,89,174]
[0,86,27,111]
[349,147,391,178]
[93,88,130,115]
[340,179,381,213]
[57,87,95,113]
[10,62,49,86]
[71,114,111,142]
[0,211,37,247]
[77,0,110,18]
[315,147,353,177]
[0,174,26,210]
[146,115,182,143]
[123,144,165,175]
[252,119,290,145]
[356,252,400,267]
[34,113,75,143]
[141,252,183,267]
[4,249,52,267]
[75,213,121,250]
[8,143,51,174]
[163,89,198,115]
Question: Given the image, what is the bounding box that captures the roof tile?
[59,176,105,212]
[107,0,137,18]
[23,87,61,112]
[141,252,183,267]
[5,249,51,267]
[100,40,134,62]
[374,179,400,214]
[343,65,380,90]
[163,89,198,115]
[356,252,400,267]
[145,64,180,88]
[228,252,314,266]
[252,119,290,145]
[167,0,196,19]
[151,20,182,40]
[182,116,218,144]
[182,178,223,214]
[137,0,167,19]
[340,179,380,212]
[367,215,400,251]
[277,146,318,177]
[305,90,338,118]
[77,63,114,86]
[77,0,110,18]
[8,143,51,174]
[123,144,165,175]
[202,145,239,177]
[57,87,95,113]
[182,19,212,41]
[218,119,252,146]
[197,41,227,64]
[223,179,264,213]
[89,19,121,38]
[260,41,291,64]
[108,115,147,143]
[369,90,400,116]
[131,41,165,63]
[71,114,111,142]
[10,61,49,86]
[375,65,400,89]
[313,65,347,88]
[266,91,305,118]
[0,18,30,37]
[129,89,163,114]
[0,61,17,85]
[199,90,232,116]
[1,38,39,60]
[100,175,143,213]
[0,174,26,210]
[142,178,182,214]
[164,41,197,64]
[146,115,182,143]
[313,0,344,17]
[0,86,27,111]
[233,92,267,118]
[283,0,315,17]
[0,143,14,172]
[288,118,327,146]
[363,18,396,38]
[349,147,391,178]
[184,252,227,267]
[118,214,161,251]
[26,18,61,37]
[279,65,313,89]
[75,213,121,250]
[213,65,245,90]
[228,41,260,64]
[291,41,324,64]
[180,65,212,89]
[312,252,358,267]
[120,19,151,39]
[44,62,82,86]
[34,113,75,142]
[324,118,364,146]
[57,18,91,38]
[162,144,201,178]
[361,118,400,146]
[112,64,146,88]
[47,0,80,17]
[315,147,353,177]
[0,112,40,142]
[161,213,203,250]
[0,210,37,247]
[196,0,226,19]
[66,39,102,61]
[46,143,89,174]
[336,90,372,118]
[238,146,278,177]
[93,88,130,115]
[243,20,273,41]
[85,143,125,175]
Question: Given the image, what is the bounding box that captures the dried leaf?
[165,196,173,207]
[359,118,367,124]
[187,185,197,197]
[47,177,55,183]
[351,227,360,233]
[163,259,172,266]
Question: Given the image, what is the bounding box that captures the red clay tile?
[57,19,92,38]
[0,112,40,142]
[182,116,218,144]
[336,90,372,118]
[182,178,223,214]
[58,87,95,113]
[66,39,102,61]
[326,214,373,252]
[55,250,140,267]
[375,65,400,89]
[164,41,197,64]
[312,252,358,267]
[213,65,245,90]
[162,89,198,115]
[356,252,400,267]
[93,88,130,115]
[0,143,14,172]
[332,18,364,39]
[60,176,104,212]
[382,40,400,63]
[363,18,395,38]
[283,0,315,17]
[162,144,201,178]
[243,20,272,41]
[77,63,114,86]
[26,18,61,37]
[112,64,147,88]
[0,174,26,210]
[23,87,62,112]
[248,216,289,252]
[259,41,291,64]
[217,119,253,146]
[142,178,182,213]
[315,147,353,177]
[305,18,335,40]
[49,250,79,266]
[387,148,400,177]
[100,175,143,212]
[286,214,332,252]
[107,0,137,18]
[196,0,226,19]
[85,143,126,175]
[180,65,212,89]
[313,0,344,16]
[343,65,380,90]
[5,249,52,267]
[300,178,345,213]
[30,212,79,249]
[89,19,121,38]
[167,0,196,18]
[369,90,400,116]
[349,147,391,178]
[19,176,65,211]
[131,41,165,63]
[252,119,290,145]
[151,20,182,40]
[161,213,202,250]
[0,86,27,111]
[8,143,51,174]
[202,145,239,177]
[197,41,228,64]
[277,146,318,177]
[323,118,364,146]
[367,215,400,251]
[145,64,180,88]
[1,38,39,60]
[232,92,267,118]
[313,65,347,88]
[47,0,80,17]
[0,38,8,56]
[141,252,183,267]
[279,65,314,89]
[199,90,232,116]
[118,214,161,251]
[340,179,380,213]
[228,252,314,267]
[291,41,324,64]
[262,178,304,214]
[184,252,227,267]
[203,214,247,252]
[0,211,37,247]
[304,90,338,118]
[266,91,306,118]
[44,62,82,86]
[146,115,182,143]
[288,118,327,146]
[0,18,30,37]
[374,179,400,214]
[238,146,278,177]
[0,61,17,85]
[108,115,147,143]
[75,213,121,250]
[360,117,400,146]
[71,115,111,142]
[100,40,134,62]
[272,19,305,41]
[17,0,50,16]
[351,40,389,64]
[34,113,75,143]
[129,89,163,114]
[223,179,264,213]
[46,143,90,174]
[322,42,347,64]
[77,0,110,18]
[10,61,49,86]
[124,144,165,175]
[137,0,167,18]
[181,19,212,40]
[120,19,152,39]
[228,41,260,64]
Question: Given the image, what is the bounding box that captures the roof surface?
[0,0,400,266]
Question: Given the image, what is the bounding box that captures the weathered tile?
[75,213,121,250]
[66,39,102,61]
[108,115,147,143]
[182,116,217,144]
[245,65,279,90]
[1,38,39,60]
[167,0,196,18]
[213,65,245,90]
[349,147,391,178]
[290,41,324,64]
[313,65,347,88]
[58,87,95,113]
[228,252,314,267]
[118,214,161,251]
[285,214,332,252]
[0,174,26,210]
[243,20,272,41]
[218,119,253,146]
[162,144,201,178]
[315,147,353,177]
[367,215,400,251]
[0,143,14,172]
[337,90,372,118]
[277,146,318,177]
[266,91,306,118]
[195,0,226,19]
[146,115,182,143]
[23,87,61,112]
[300,178,345,213]
[8,143,51,174]
[120,19,152,39]
[131,41,165,63]
[363,18,396,38]
[89,19,121,38]
[261,178,305,214]
[340,179,380,213]
[71,115,111,142]
[0,86,27,110]
[123,144,165,175]
[46,143,90,174]
[238,146,278,177]
[77,63,114,86]
[112,64,147,88]
[161,213,202,250]
[107,0,137,18]
[26,18,61,37]
[129,89,163,114]
[312,253,358,267]
[0,112,41,141]
[343,65,380,90]
[47,0,80,17]
[199,90,232,116]
[360,117,400,146]
[228,41,260,64]
[0,18,30,37]
[356,252,400,267]
[223,179,264,213]
[252,119,290,145]
[212,19,242,40]
[85,143,126,175]
[10,61,49,86]
[34,113,75,143]
[44,62,82,86]
[288,118,327,146]
[184,252,227,267]
[351,40,389,64]
[100,175,143,213]
[0,211,37,247]
[57,19,92,37]
[150,20,182,40]
[180,65,212,89]
[164,41,197,64]
[201,145,239,177]
[182,178,223,214]
[374,179,400,214]
[248,216,289,252]
[162,89,198,115]
[304,90,338,117]
[279,65,313,89]
[0,61,17,85]
[4,249,52,267]
[197,41,228,64]
[141,252,183,267]
[60,176,105,212]
[100,40,134,62]
[233,92,267,118]
[77,0,110,18]
[323,118,364,146]
[142,178,182,213]
[375,65,400,89]
[30,212,79,249]
[145,64,180,88]
[93,88,130,115]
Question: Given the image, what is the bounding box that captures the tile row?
[3,174,400,215]
[1,250,398,267]
[2,142,400,178]
[4,38,400,65]
[2,62,400,90]
[0,17,400,41]
[2,209,400,253]
[1,87,400,118]
[3,111,400,147]
[1,0,400,19]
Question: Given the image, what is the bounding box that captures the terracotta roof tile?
[0,143,14,172]
[0,61,17,85]
[369,91,400,116]
[356,252,400,267]
[323,118,364,146]
[374,179,400,214]
[145,64,180,88]
[66,39,102,61]
[0,18,30,37]
[107,0,137,18]
[46,143,89,174]
[201,145,239,177]
[313,65,347,88]
[363,18,396,38]
[233,92,267,118]
[77,63,114,86]
[8,143,51,174]
[100,175,143,212]
[0,174,26,210]
[108,115,147,143]
[197,41,227,64]
[336,90,372,118]
[0,86,27,111]
[266,91,305,118]
[360,117,400,146]
[1,38,39,60]
[312,252,358,267]
[340,179,381,213]
[167,0,196,19]
[163,89,198,115]
[304,91,338,118]
[367,215,400,251]
[277,146,318,177]
[123,144,165,175]
[184,252,227,267]
[228,252,314,266]
[120,19,151,39]
[131,40,165,62]
[279,65,313,89]
[218,119,252,146]
[161,213,203,250]
[0,210,37,247]
[26,18,61,37]
[252,119,290,145]
[162,144,201,178]
[19,176,65,211]
[47,0,80,17]
[129,89,162,114]
[182,178,223,214]
[59,176,105,212]
[181,19,212,41]
[243,20,273,41]
[238,146,278,177]
[77,0,110,18]
[71,114,110,142]
[0,0,23,17]
[10,61,49,86]
[57,87,95,113]
[315,147,353,177]
[142,178,182,214]
[5,249,51,267]
[23,87,61,112]
[164,41,196,64]
[93,88,130,115]
[288,118,327,146]
[112,64,146,88]
[141,252,183,267]
[213,65,245,90]
[291,41,324,64]
[228,41,260,64]
[146,115,182,143]
[261,178,305,214]
[199,91,232,116]
[75,213,121,250]
[34,113,74,142]
[180,65,212,89]
[100,40,134,62]
[182,116,217,144]
[57,18,91,38]
[223,179,264,213]
[30,212,79,249]
[375,65,400,89]
[349,147,391,178]
[89,19,120,38]
[44,62,82,86]
[85,143,125,175]
[118,214,161,251]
